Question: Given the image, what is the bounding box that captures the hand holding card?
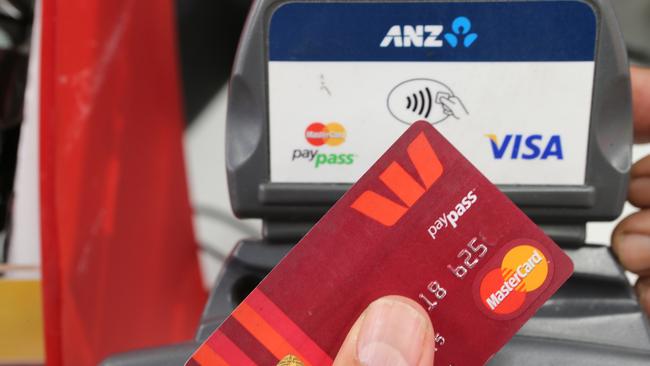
[187,121,574,366]
[332,295,436,366]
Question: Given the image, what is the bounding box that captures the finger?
[628,155,650,208]
[631,66,650,143]
[631,155,650,178]
[636,277,650,316]
[333,296,435,366]
[612,210,650,276]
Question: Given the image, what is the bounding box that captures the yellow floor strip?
[0,279,45,364]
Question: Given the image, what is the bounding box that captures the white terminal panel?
[267,2,597,185]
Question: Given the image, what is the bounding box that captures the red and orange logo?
[351,132,443,226]
[305,122,346,147]
[478,243,552,318]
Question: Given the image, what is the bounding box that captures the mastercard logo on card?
[475,240,554,319]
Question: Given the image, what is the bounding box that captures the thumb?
[333,296,435,366]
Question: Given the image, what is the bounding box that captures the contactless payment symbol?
[476,241,552,318]
[387,79,469,125]
[305,122,346,146]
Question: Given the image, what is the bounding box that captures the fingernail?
[357,299,427,366]
[618,234,650,272]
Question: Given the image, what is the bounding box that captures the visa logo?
[486,134,564,160]
[380,25,444,48]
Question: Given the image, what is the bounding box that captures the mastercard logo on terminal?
[305,122,346,146]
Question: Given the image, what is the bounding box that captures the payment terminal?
[103,0,650,365]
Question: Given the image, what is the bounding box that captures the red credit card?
[187,121,574,366]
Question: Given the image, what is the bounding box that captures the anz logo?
[486,134,564,160]
[380,16,478,48]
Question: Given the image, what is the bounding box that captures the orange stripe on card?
[192,344,229,366]
[379,162,425,207]
[233,302,310,365]
[247,290,333,365]
[407,132,443,188]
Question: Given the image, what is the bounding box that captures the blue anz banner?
[269,1,597,62]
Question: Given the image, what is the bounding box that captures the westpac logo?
[351,133,443,226]
[380,16,478,48]
[486,134,564,160]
